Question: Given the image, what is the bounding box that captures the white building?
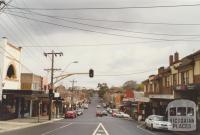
[0,37,21,101]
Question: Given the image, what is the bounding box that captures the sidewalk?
[0,116,63,133]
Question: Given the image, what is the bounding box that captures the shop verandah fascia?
[0,89,48,120]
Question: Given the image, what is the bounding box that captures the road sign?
[92,123,109,135]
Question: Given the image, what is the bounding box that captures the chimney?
[169,55,173,66]
[174,52,179,63]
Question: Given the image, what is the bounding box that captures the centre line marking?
[41,123,72,135]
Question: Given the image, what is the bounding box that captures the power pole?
[70,80,77,110]
[44,50,63,120]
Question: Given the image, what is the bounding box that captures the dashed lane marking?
[41,123,72,135]
[92,123,109,135]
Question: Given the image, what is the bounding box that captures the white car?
[96,105,101,108]
[145,115,172,130]
[83,104,88,109]
[115,112,130,118]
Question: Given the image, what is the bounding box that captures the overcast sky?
[0,0,200,89]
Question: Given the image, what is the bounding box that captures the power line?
[95,69,156,77]
[13,41,185,48]
[6,8,200,26]
[5,9,200,37]
[7,3,200,10]
[3,12,200,42]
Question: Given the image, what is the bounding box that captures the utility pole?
[44,50,63,120]
[70,80,77,110]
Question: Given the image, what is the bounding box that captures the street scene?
[0,0,200,135]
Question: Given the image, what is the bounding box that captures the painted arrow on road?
[92,123,109,135]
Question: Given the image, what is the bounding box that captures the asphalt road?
[0,96,180,135]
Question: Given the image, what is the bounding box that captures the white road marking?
[41,123,72,135]
[136,123,156,135]
[92,123,109,135]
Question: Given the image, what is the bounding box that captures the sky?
[0,0,200,89]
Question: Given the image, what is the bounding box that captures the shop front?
[0,89,48,120]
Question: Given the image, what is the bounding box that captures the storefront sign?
[167,99,196,131]
[149,94,174,99]
[175,84,200,91]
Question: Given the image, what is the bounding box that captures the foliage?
[97,83,109,98]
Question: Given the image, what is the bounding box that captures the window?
[170,107,176,116]
[177,107,186,116]
[173,74,177,86]
[181,71,189,85]
[166,76,170,87]
[6,64,16,79]
[187,107,194,116]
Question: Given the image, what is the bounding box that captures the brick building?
[143,51,200,121]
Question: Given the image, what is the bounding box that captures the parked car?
[84,104,88,109]
[76,109,83,116]
[96,110,103,117]
[102,103,107,108]
[115,112,130,118]
[65,111,77,119]
[96,105,101,108]
[106,107,112,114]
[112,109,119,117]
[101,110,108,116]
[145,115,172,131]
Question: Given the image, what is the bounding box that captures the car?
[96,111,103,117]
[120,112,130,118]
[145,115,172,131]
[112,109,119,117]
[102,103,107,108]
[101,110,108,116]
[76,109,83,116]
[106,107,112,113]
[83,104,88,109]
[65,111,77,119]
[96,105,101,108]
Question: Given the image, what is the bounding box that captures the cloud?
[1,0,200,88]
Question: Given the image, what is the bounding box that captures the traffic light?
[49,89,54,98]
[89,69,94,78]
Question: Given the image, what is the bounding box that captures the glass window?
[187,107,194,116]
[170,107,176,116]
[177,107,186,116]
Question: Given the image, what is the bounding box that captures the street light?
[59,61,79,76]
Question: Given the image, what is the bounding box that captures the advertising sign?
[167,99,196,131]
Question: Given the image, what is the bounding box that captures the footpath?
[0,116,63,133]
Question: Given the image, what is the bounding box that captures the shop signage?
[167,99,196,131]
[175,84,200,91]
[149,94,174,99]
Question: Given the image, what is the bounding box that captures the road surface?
[0,96,183,135]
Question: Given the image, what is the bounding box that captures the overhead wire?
[4,9,200,37]
[6,8,200,26]
[7,3,200,10]
[3,12,200,42]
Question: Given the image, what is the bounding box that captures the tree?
[123,80,137,90]
[97,83,109,98]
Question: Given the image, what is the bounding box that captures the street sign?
[92,123,109,135]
